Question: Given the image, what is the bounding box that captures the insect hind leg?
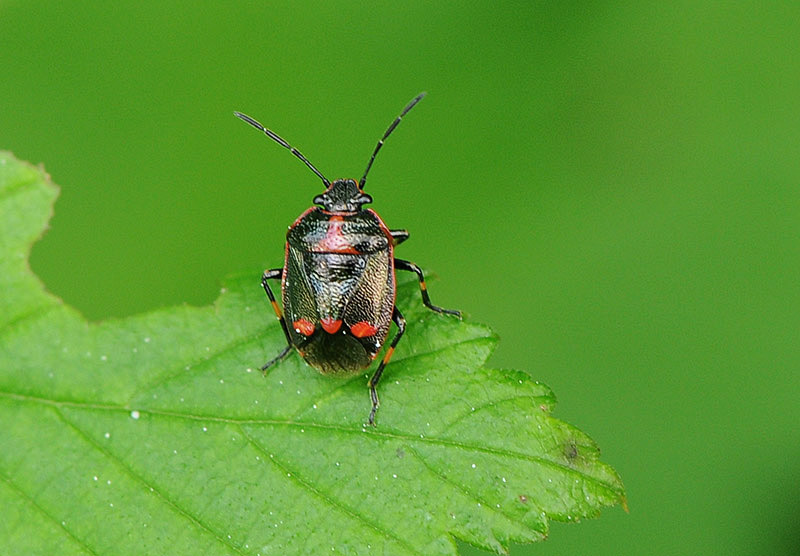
[367,307,406,426]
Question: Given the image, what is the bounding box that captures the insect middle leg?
[394,259,461,317]
[390,229,409,246]
[367,307,406,426]
[261,269,293,372]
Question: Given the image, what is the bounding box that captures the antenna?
[234,111,330,187]
[359,92,426,189]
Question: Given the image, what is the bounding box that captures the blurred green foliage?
[1,1,798,554]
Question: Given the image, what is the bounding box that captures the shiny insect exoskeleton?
[235,93,460,425]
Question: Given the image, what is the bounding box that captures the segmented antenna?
[359,92,427,189]
[234,111,330,187]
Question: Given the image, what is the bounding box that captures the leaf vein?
[238,425,425,556]
[438,394,551,432]
[0,302,60,339]
[125,328,268,404]
[405,443,545,533]
[0,171,43,202]
[0,467,99,556]
[54,407,248,556]
[288,336,494,421]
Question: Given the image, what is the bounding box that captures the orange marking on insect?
[382,346,395,364]
[314,215,360,254]
[420,280,427,291]
[320,317,342,334]
[270,300,282,317]
[292,319,315,336]
[350,321,378,338]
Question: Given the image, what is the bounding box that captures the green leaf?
[0,151,625,556]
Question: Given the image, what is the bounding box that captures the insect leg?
[389,229,409,246]
[261,268,294,372]
[394,259,461,317]
[261,344,291,372]
[368,307,406,426]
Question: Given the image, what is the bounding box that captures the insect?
[235,92,460,425]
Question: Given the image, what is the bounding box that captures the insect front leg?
[394,259,461,318]
[261,268,294,372]
[367,307,406,426]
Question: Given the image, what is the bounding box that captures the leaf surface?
[0,152,625,555]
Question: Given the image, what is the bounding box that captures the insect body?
[235,93,460,425]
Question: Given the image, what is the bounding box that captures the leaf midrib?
[0,390,622,496]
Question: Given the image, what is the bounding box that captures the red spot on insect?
[350,321,378,338]
[292,319,315,336]
[315,215,360,254]
[320,317,342,334]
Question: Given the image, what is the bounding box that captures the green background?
[2,1,798,554]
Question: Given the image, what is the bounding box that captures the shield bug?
[235,92,460,425]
